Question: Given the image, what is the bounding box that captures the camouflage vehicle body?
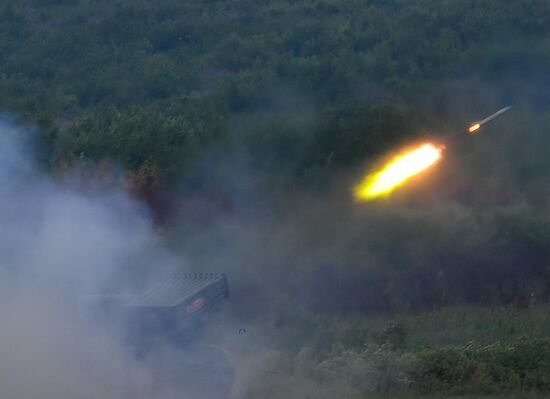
[91,273,233,399]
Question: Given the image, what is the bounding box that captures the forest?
[2,0,549,179]
[2,0,550,397]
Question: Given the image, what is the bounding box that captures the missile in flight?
[468,106,512,134]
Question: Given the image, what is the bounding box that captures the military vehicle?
[90,273,233,399]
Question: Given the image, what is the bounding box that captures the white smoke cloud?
[0,120,212,399]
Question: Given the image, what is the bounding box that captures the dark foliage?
[0,0,549,181]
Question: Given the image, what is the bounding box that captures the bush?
[413,338,550,394]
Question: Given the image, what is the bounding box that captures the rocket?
[468,106,512,134]
[353,105,514,201]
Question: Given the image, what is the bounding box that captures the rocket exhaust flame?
[354,143,444,201]
[353,106,511,202]
[468,123,481,133]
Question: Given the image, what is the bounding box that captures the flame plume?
[468,124,480,133]
[354,143,444,201]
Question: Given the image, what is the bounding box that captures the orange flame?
[468,123,480,134]
[354,143,444,201]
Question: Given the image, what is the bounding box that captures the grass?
[397,304,550,347]
[218,304,550,398]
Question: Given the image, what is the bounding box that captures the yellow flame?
[354,143,443,201]
[468,123,480,133]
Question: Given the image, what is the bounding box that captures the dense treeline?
[1,0,550,182]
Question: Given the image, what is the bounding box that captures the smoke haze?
[0,85,549,399]
[0,120,197,399]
